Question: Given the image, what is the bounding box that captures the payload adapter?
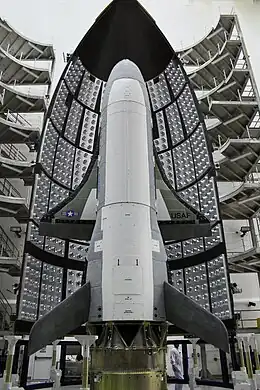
[28,59,229,389]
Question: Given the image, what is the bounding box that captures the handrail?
[0,307,8,330]
[0,143,27,162]
[228,251,247,259]
[0,224,19,258]
[6,110,32,127]
[0,290,12,315]
[0,178,22,199]
[0,290,12,331]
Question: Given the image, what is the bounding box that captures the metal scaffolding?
[0,19,55,278]
[178,15,260,273]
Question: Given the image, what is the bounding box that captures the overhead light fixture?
[10,226,22,238]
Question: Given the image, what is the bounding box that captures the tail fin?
[28,282,91,355]
[164,282,229,352]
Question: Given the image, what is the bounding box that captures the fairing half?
[18,0,232,357]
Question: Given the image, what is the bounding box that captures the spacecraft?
[29,59,228,367]
[26,0,231,388]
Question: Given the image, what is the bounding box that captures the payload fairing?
[28,59,228,387]
[20,0,233,388]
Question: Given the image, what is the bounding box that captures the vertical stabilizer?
[28,283,91,355]
[164,282,229,352]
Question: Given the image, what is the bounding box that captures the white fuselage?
[99,77,155,321]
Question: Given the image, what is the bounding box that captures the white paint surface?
[101,72,154,321]
[105,79,150,206]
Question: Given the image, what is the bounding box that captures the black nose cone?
[75,0,175,81]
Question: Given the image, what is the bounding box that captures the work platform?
[214,138,260,182]
[220,181,260,219]
[179,14,260,273]
[0,17,54,60]
[0,114,40,145]
[0,46,51,85]
[229,247,260,273]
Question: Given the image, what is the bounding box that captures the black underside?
[75,0,173,81]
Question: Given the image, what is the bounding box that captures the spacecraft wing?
[155,161,212,241]
[164,282,229,353]
[39,219,95,241]
[28,282,91,355]
[158,220,212,242]
[39,158,98,240]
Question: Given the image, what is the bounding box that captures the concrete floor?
[0,379,232,390]
[62,386,228,390]
[168,386,227,390]
[0,381,229,390]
